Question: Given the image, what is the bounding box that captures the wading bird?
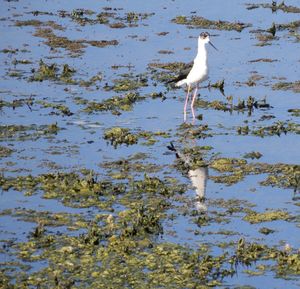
[173,32,217,121]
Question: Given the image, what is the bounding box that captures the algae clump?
[243,210,291,224]
[172,15,251,32]
[104,127,138,148]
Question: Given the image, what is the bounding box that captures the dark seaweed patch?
[172,15,251,32]
[246,2,300,13]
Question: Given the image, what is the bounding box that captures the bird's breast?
[186,63,208,84]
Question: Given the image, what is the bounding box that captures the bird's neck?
[195,43,207,63]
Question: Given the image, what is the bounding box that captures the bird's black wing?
[166,62,193,84]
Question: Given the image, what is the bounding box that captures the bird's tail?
[175,79,187,87]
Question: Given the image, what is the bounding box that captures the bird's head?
[199,32,218,51]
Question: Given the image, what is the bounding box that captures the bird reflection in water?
[167,142,208,212]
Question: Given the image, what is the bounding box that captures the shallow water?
[1,0,299,288]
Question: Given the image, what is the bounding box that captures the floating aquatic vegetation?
[275,19,300,42]
[11,59,32,65]
[109,22,126,28]
[1,215,235,287]
[195,98,230,112]
[43,123,61,134]
[57,8,154,27]
[14,19,64,31]
[210,158,248,185]
[267,22,277,36]
[249,58,278,63]
[246,2,300,13]
[104,74,148,92]
[33,27,118,56]
[0,171,125,209]
[2,205,299,288]
[0,97,34,110]
[260,164,300,192]
[272,81,300,93]
[210,79,225,94]
[158,50,174,54]
[172,15,251,32]
[276,251,300,275]
[0,48,18,54]
[177,123,213,140]
[103,127,170,148]
[259,227,275,235]
[101,158,163,180]
[146,91,166,100]
[36,100,73,116]
[7,70,24,78]
[28,10,55,16]
[0,123,61,141]
[277,20,300,33]
[243,151,263,160]
[1,208,88,230]
[238,121,299,137]
[30,60,77,85]
[0,162,299,287]
[252,121,300,137]
[78,74,102,87]
[209,157,299,190]
[34,27,86,55]
[288,108,300,117]
[0,146,14,158]
[243,210,292,224]
[104,127,138,148]
[235,239,300,276]
[149,61,188,71]
[61,63,76,79]
[234,239,271,266]
[84,92,143,114]
[87,39,119,47]
[255,33,277,46]
[31,59,58,80]
[195,95,270,115]
[289,30,300,41]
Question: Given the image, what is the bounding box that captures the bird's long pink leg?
[191,83,199,120]
[184,85,191,122]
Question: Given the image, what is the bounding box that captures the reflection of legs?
[191,83,199,119]
[184,85,191,122]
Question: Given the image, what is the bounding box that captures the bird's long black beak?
[209,41,218,51]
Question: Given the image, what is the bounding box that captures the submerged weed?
[30,60,76,84]
[243,210,292,224]
[104,127,138,148]
[84,92,143,114]
[0,123,61,141]
[246,2,300,13]
[105,75,148,92]
[272,81,300,93]
[210,157,299,190]
[37,100,73,116]
[33,27,118,56]
[172,15,251,31]
[238,121,299,137]
[0,146,14,158]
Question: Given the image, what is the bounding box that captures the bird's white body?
[176,36,209,87]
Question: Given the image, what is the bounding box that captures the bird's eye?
[200,32,209,39]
